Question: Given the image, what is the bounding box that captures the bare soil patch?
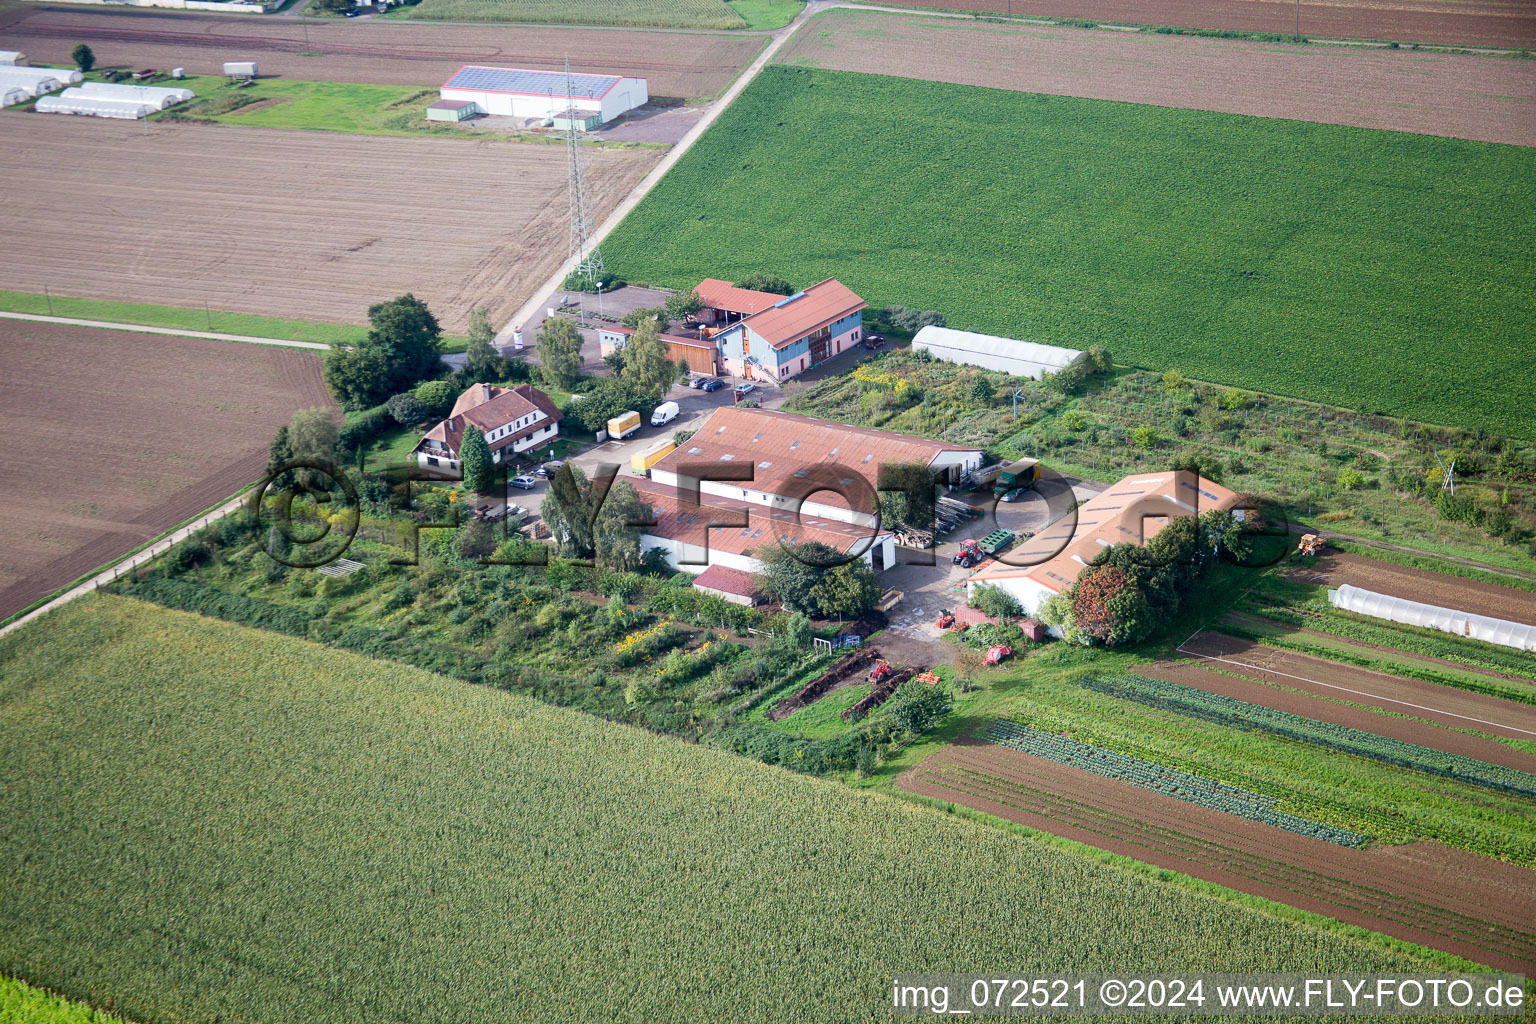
[903,738,1536,971]
[845,0,1536,49]
[0,117,658,332]
[1180,631,1536,741]
[1138,658,1536,770]
[0,319,330,622]
[0,6,761,99]
[1293,551,1536,625]
[777,10,1536,146]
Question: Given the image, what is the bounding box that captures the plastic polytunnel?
[0,67,63,98]
[1,87,26,108]
[35,93,155,119]
[1329,584,1536,653]
[77,81,193,108]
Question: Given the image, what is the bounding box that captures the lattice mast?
[564,55,603,286]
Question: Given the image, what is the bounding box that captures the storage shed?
[438,65,646,124]
[425,98,476,122]
[551,107,601,131]
[912,325,1082,381]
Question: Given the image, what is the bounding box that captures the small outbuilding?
[426,98,476,122]
[912,325,1082,381]
[690,564,761,607]
[0,51,27,66]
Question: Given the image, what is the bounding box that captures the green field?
[0,597,1451,1022]
[605,67,1536,438]
[405,0,749,27]
[0,976,127,1024]
[0,289,367,346]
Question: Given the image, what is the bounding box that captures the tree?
[759,541,876,618]
[414,380,454,416]
[541,464,596,558]
[265,424,293,479]
[876,461,937,532]
[386,393,427,426]
[72,43,95,72]
[593,478,648,570]
[537,317,583,390]
[736,273,793,296]
[323,295,443,409]
[312,0,353,11]
[566,374,649,434]
[809,559,881,622]
[1071,565,1131,645]
[459,426,492,494]
[954,647,984,693]
[970,583,1023,620]
[968,376,994,402]
[456,518,495,559]
[323,345,391,410]
[885,680,953,735]
[463,305,516,382]
[1086,345,1114,374]
[287,407,338,463]
[620,318,676,401]
[620,305,665,330]
[662,288,703,325]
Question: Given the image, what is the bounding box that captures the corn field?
[407,0,748,28]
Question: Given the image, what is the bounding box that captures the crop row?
[1084,674,1536,798]
[408,0,747,28]
[981,720,1368,847]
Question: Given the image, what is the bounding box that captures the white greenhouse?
[912,326,1083,380]
[36,93,155,119]
[1329,584,1536,653]
[0,67,63,98]
[0,50,26,65]
[78,81,193,108]
[2,87,27,107]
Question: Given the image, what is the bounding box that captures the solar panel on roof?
[443,66,619,98]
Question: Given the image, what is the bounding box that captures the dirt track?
[903,738,1536,971]
[861,0,1536,49]
[0,5,763,98]
[0,117,657,332]
[777,9,1536,146]
[0,319,330,623]
[1139,658,1536,770]
[1294,552,1536,625]
[1179,631,1536,741]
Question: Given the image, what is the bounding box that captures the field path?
[0,310,328,350]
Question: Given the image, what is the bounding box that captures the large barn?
[438,66,647,125]
[912,325,1082,380]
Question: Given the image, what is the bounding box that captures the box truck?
[631,439,676,475]
[606,410,641,440]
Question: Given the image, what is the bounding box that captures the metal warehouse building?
[913,325,1083,380]
[438,66,647,124]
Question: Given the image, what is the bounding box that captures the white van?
[650,401,680,427]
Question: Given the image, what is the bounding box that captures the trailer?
[978,529,1015,555]
[223,61,259,80]
[606,410,641,441]
[993,458,1041,496]
[630,438,675,475]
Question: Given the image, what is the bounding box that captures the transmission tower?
[563,56,604,288]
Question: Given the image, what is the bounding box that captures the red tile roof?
[691,564,759,599]
[630,476,887,560]
[600,323,715,351]
[737,278,866,350]
[420,383,562,457]
[695,278,784,317]
[969,470,1242,594]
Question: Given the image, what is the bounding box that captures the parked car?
[510,475,538,490]
[688,376,709,389]
[733,382,756,396]
[700,378,724,392]
[1000,488,1028,503]
[535,460,565,478]
[863,333,885,350]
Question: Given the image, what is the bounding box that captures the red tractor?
[935,610,956,630]
[984,644,1013,666]
[867,659,894,685]
[952,538,982,568]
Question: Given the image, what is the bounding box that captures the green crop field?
[605,67,1536,438]
[405,0,749,28]
[0,976,128,1023]
[0,597,1449,1022]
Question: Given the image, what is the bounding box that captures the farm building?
[36,92,155,119]
[438,66,647,125]
[690,564,761,606]
[965,470,1241,622]
[715,278,867,382]
[912,326,1082,380]
[694,278,784,326]
[425,99,476,122]
[598,324,720,377]
[0,51,27,65]
[643,406,984,575]
[414,382,562,476]
[77,82,192,108]
[0,65,77,98]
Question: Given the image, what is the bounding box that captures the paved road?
[0,310,329,349]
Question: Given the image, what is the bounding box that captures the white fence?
[1329,583,1536,653]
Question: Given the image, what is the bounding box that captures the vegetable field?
[606,67,1536,437]
[0,597,1448,1022]
[406,0,749,28]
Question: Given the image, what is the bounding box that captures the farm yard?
[0,318,329,624]
[607,67,1536,439]
[854,0,1536,48]
[0,596,1458,1023]
[777,9,1536,147]
[0,116,658,333]
[0,6,765,99]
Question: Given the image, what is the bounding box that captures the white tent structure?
[36,92,155,119]
[78,81,193,108]
[1329,584,1536,653]
[0,51,27,66]
[2,87,27,108]
[0,67,64,98]
[912,325,1083,380]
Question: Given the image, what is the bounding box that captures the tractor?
[867,659,894,686]
[983,644,1013,666]
[935,610,956,630]
[1297,533,1325,557]
[952,538,982,568]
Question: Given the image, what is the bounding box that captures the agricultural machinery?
[953,538,982,568]
[984,644,1013,666]
[1297,533,1326,557]
[935,610,956,630]
[867,659,894,686]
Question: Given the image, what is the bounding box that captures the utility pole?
[1295,0,1300,40]
[563,55,604,317]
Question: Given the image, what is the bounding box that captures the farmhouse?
[414,382,561,475]
[912,326,1083,381]
[965,469,1241,617]
[713,278,866,382]
[694,278,784,326]
[597,324,720,377]
[642,406,983,574]
[438,66,647,125]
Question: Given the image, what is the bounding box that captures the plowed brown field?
[0,319,330,623]
[903,738,1536,971]
[776,9,1536,146]
[1178,631,1536,741]
[852,0,1536,49]
[1292,552,1536,625]
[0,6,763,98]
[0,117,658,332]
